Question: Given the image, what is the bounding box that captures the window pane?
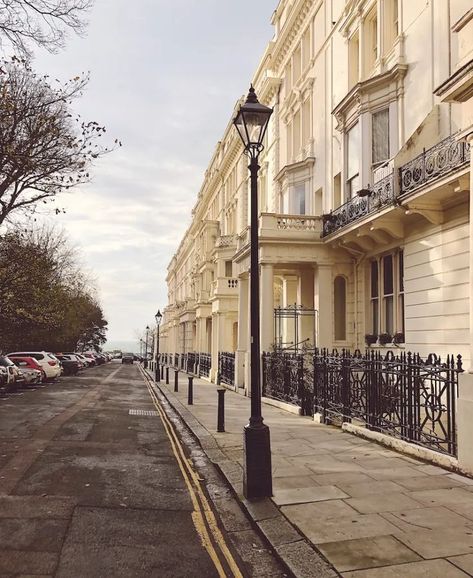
[347,122,360,179]
[383,254,393,295]
[334,276,347,340]
[372,299,379,334]
[371,261,378,297]
[372,109,389,165]
[385,296,394,334]
[399,250,404,292]
[294,183,305,215]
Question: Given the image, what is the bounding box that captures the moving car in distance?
[122,353,134,364]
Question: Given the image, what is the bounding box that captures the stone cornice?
[272,0,318,71]
[435,58,473,103]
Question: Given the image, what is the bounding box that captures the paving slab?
[395,527,473,558]
[408,488,473,507]
[345,493,425,514]
[335,480,405,498]
[381,506,473,532]
[448,553,473,574]
[318,535,421,572]
[342,559,469,577]
[273,485,349,506]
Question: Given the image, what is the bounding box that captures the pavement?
[148,366,473,578]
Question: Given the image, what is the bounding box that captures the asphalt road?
[0,361,281,578]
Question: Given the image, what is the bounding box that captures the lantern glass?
[233,86,272,149]
[155,310,162,326]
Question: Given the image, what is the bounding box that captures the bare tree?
[0,0,92,57]
[0,58,119,226]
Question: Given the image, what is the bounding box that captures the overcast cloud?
[31,0,276,343]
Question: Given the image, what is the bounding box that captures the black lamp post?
[155,310,162,382]
[139,338,143,358]
[233,85,273,499]
[145,325,150,368]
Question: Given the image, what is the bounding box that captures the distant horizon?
[104,339,141,353]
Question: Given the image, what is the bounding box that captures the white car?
[6,351,62,381]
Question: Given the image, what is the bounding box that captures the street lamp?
[233,85,273,499]
[155,309,162,382]
[145,325,150,368]
[139,338,143,358]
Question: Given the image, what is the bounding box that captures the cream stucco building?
[159,0,473,399]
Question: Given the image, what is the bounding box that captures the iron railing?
[262,352,313,415]
[218,352,235,386]
[198,353,211,378]
[400,135,470,195]
[262,348,462,456]
[322,173,395,237]
[187,352,197,374]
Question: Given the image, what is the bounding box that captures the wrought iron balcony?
[399,134,470,196]
[322,173,395,237]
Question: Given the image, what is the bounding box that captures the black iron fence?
[262,348,462,457]
[187,352,197,374]
[198,353,211,378]
[262,352,313,415]
[218,352,235,386]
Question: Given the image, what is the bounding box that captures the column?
[298,269,315,347]
[458,133,473,474]
[260,264,274,353]
[236,276,249,389]
[314,263,333,349]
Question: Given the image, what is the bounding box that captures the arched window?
[334,276,347,341]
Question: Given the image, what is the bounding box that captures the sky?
[29,0,277,344]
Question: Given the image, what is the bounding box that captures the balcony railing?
[400,135,470,196]
[322,173,395,237]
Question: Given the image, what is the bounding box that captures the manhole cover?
[128,409,159,417]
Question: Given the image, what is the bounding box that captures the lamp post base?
[243,422,272,499]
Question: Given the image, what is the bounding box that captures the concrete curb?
[146,368,339,578]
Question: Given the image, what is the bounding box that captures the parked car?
[122,353,134,364]
[75,353,91,368]
[6,355,47,382]
[56,353,85,370]
[11,359,42,386]
[0,355,21,391]
[54,355,80,376]
[82,353,97,367]
[6,351,62,381]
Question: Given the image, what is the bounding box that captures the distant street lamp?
[233,85,273,499]
[139,338,143,358]
[145,325,150,368]
[155,309,162,382]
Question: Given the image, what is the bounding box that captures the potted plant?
[393,332,405,345]
[365,333,378,346]
[378,332,392,346]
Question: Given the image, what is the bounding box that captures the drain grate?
[128,409,159,417]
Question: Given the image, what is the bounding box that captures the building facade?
[160,0,473,396]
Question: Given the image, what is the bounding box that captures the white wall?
[404,218,470,366]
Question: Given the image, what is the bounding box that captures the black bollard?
[174,370,179,392]
[165,367,169,385]
[187,376,193,405]
[217,388,226,432]
[161,364,164,380]
[155,362,160,383]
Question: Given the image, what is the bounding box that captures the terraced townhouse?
[158,0,473,446]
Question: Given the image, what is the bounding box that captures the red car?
[7,356,46,381]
